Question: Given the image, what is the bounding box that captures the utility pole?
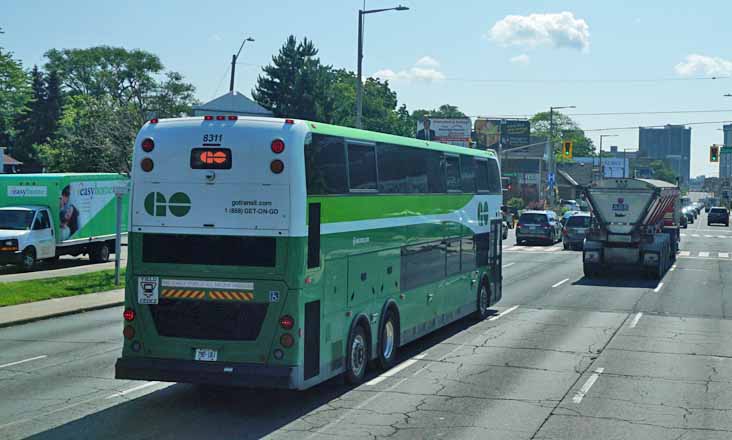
[355,5,409,128]
[229,37,255,93]
[547,106,575,205]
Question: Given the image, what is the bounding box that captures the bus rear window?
[142,234,275,267]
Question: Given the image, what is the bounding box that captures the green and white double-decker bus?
[115,115,504,389]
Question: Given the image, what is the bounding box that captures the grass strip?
[0,269,125,307]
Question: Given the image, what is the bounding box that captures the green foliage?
[37,95,137,173]
[530,111,595,158]
[507,197,525,210]
[0,268,125,307]
[649,160,678,184]
[0,45,30,148]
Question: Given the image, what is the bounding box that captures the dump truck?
[581,178,680,279]
[0,173,129,270]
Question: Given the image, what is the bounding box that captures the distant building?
[720,146,732,179]
[192,91,273,117]
[638,125,691,185]
[0,148,23,173]
[724,124,732,147]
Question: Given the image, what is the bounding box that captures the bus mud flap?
[304,300,321,380]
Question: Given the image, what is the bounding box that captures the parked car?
[708,207,730,227]
[562,213,592,250]
[516,210,562,245]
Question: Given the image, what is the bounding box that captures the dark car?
[680,214,688,228]
[708,207,729,227]
[682,207,695,224]
[562,213,592,250]
[516,210,562,245]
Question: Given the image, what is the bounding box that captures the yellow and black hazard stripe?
[208,291,255,301]
[161,289,206,299]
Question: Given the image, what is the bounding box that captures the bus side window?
[445,155,462,192]
[460,156,476,193]
[486,158,502,194]
[476,159,489,192]
[426,150,446,193]
[347,143,377,191]
[305,134,348,195]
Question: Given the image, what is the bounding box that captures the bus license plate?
[194,349,218,362]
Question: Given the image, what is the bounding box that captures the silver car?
[562,213,592,250]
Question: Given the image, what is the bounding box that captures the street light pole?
[230,37,255,93]
[356,5,409,129]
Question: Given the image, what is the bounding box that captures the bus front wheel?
[377,309,399,370]
[345,325,368,385]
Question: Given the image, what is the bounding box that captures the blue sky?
[4,0,732,177]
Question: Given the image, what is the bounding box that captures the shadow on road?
[573,272,659,289]
[25,308,497,440]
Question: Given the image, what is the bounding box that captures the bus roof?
[148,116,497,159]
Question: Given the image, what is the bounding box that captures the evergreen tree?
[44,70,63,136]
[12,66,46,163]
[252,35,331,120]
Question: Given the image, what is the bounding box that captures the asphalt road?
[1,212,732,439]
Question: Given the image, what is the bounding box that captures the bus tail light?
[228,115,238,121]
[216,115,226,121]
[123,309,136,322]
[285,119,295,124]
[204,115,214,121]
[280,333,294,348]
[149,118,159,124]
[270,159,284,174]
[141,138,155,152]
[123,325,135,340]
[279,315,294,330]
[140,158,154,172]
[271,139,285,154]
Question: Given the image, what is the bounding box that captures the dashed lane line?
[488,305,520,321]
[552,278,570,288]
[0,355,47,369]
[629,312,643,328]
[365,354,427,386]
[106,381,162,399]
[653,282,664,293]
[572,368,605,404]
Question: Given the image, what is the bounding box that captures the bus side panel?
[322,258,348,375]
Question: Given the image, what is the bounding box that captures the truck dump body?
[582,178,680,279]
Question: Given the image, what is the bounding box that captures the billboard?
[474,118,530,150]
[416,118,472,148]
[574,157,629,178]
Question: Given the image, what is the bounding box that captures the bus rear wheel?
[377,309,399,370]
[345,325,368,385]
[474,281,490,321]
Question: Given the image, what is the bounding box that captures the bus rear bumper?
[115,357,295,389]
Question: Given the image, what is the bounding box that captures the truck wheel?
[345,325,368,385]
[377,309,399,370]
[583,263,598,278]
[21,248,36,271]
[90,243,110,263]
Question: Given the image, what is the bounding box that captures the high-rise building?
[638,125,691,184]
[720,125,732,179]
[724,124,732,147]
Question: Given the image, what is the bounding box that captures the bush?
[507,197,524,210]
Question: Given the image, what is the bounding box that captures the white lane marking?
[705,235,714,238]
[552,278,570,288]
[629,312,643,328]
[692,234,700,238]
[679,251,691,257]
[720,252,730,259]
[488,305,519,321]
[544,246,561,252]
[506,246,523,251]
[503,262,516,268]
[572,367,605,404]
[365,354,427,386]
[699,251,710,257]
[718,236,728,239]
[106,381,161,399]
[653,282,664,293]
[669,264,677,272]
[0,355,47,369]
[680,233,687,237]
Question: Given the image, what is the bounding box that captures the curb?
[0,300,124,329]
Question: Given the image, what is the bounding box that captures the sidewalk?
[0,289,124,328]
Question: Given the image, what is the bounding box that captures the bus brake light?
[123,309,136,322]
[204,115,214,121]
[216,115,226,121]
[279,315,294,330]
[141,138,155,152]
[271,139,285,154]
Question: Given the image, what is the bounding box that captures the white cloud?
[510,54,530,65]
[415,56,440,67]
[675,54,732,77]
[488,12,590,52]
[373,58,445,82]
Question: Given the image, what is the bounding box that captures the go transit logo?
[144,192,191,217]
[477,201,491,226]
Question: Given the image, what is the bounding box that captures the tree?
[252,36,331,121]
[12,66,46,163]
[37,95,137,173]
[0,43,30,149]
[530,111,595,158]
[44,46,196,124]
[649,160,678,184]
[149,71,196,118]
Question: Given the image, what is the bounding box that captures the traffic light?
[562,141,573,159]
[711,145,720,162]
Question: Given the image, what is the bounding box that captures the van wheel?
[21,248,36,271]
[377,309,399,370]
[345,325,368,385]
[474,281,490,320]
[90,243,110,263]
